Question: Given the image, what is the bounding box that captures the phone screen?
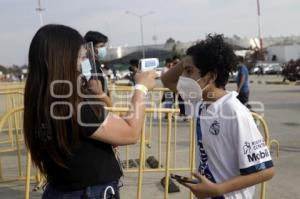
[170,174,199,184]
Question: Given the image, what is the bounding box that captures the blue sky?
[0,0,300,66]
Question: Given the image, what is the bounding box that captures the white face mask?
[176,76,208,102]
[81,59,92,80]
[97,47,107,60]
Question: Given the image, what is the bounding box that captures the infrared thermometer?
[139,58,160,72]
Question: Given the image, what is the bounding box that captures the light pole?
[125,11,155,58]
[256,0,263,58]
[36,0,45,27]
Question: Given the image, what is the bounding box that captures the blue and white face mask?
[81,59,92,80]
[97,47,107,60]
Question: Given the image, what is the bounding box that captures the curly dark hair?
[186,34,237,88]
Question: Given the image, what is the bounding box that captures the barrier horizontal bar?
[0,147,21,153]
[108,86,171,92]
[0,106,24,130]
[0,176,36,183]
[0,91,24,95]
[105,107,180,113]
[124,168,192,173]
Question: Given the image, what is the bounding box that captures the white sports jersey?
[195,91,273,199]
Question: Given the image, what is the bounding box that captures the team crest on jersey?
[209,120,220,135]
[243,142,251,154]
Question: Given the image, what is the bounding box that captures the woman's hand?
[179,172,223,199]
[161,59,185,92]
[135,70,157,90]
[88,79,104,95]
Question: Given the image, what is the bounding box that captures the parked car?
[264,63,283,74]
[228,71,238,82]
[252,62,282,75]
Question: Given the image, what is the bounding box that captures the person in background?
[162,34,274,199]
[128,59,139,85]
[172,55,181,65]
[84,31,112,106]
[172,56,186,119]
[163,58,173,73]
[162,58,175,118]
[24,24,157,199]
[236,56,250,107]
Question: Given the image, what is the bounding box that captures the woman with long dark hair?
[24,24,156,199]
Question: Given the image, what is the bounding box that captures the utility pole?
[257,0,264,59]
[36,0,45,27]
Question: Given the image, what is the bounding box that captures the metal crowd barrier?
[0,106,41,199]
[108,86,182,166]
[0,91,24,146]
[251,112,279,199]
[0,106,38,189]
[0,84,279,199]
[106,107,194,199]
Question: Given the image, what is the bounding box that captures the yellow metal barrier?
[0,106,25,182]
[5,85,275,198]
[0,82,25,91]
[106,107,196,199]
[0,106,41,199]
[0,91,24,146]
[20,109,279,199]
[251,112,279,199]
[108,87,179,164]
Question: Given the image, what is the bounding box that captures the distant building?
[104,35,300,64]
[267,44,300,63]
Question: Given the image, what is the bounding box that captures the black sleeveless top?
[43,104,122,191]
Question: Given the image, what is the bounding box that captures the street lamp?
[36,0,45,27]
[125,11,155,58]
[256,0,264,59]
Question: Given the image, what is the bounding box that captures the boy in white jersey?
[161,34,274,199]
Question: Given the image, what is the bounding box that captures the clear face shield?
[80,42,98,81]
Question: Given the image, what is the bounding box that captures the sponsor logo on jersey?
[209,120,220,135]
[247,149,270,163]
[243,142,251,155]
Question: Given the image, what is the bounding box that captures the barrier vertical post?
[173,93,178,168]
[136,121,146,199]
[189,119,195,199]
[147,93,154,148]
[0,158,2,179]
[25,151,31,199]
[164,112,172,199]
[158,92,162,167]
[6,96,14,146]
[14,112,23,177]
[251,112,270,199]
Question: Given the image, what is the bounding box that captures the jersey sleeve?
[234,110,273,175]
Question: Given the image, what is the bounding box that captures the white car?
[228,71,238,82]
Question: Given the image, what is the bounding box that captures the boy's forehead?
[183,63,200,73]
[95,42,106,48]
[182,56,194,67]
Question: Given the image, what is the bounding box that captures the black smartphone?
[170,174,199,184]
